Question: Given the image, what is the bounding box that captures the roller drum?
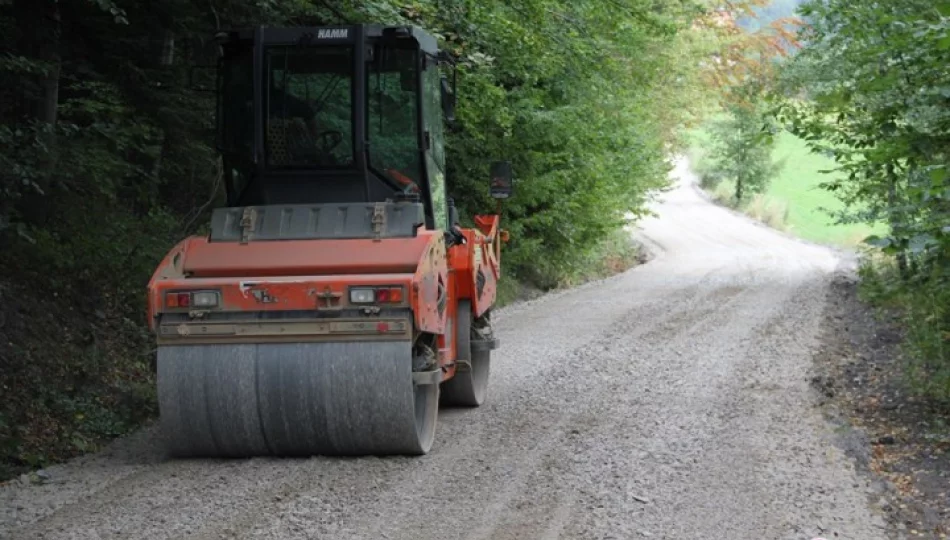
[157,341,438,457]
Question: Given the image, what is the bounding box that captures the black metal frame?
[364,35,425,206]
[214,24,453,231]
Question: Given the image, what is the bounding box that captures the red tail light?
[349,286,405,305]
[167,292,191,308]
[375,287,403,303]
[388,287,404,302]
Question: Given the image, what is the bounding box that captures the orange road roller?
[146,24,512,457]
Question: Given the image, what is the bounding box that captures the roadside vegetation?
[777,0,950,406]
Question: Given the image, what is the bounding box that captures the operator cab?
[214,25,456,233]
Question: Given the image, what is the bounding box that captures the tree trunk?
[735,137,747,204]
[17,0,61,226]
[886,163,909,279]
[735,158,744,204]
[160,30,176,66]
[150,30,176,185]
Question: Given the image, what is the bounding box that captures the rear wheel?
[441,300,491,407]
[413,375,439,451]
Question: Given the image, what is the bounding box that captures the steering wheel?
[316,130,344,155]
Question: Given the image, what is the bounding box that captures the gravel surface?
[1,157,895,540]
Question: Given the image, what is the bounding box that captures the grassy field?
[688,124,885,248]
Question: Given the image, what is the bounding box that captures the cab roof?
[217,24,440,55]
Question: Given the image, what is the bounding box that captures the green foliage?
[690,117,889,246]
[415,1,694,285]
[772,0,950,398]
[776,0,950,262]
[859,256,950,402]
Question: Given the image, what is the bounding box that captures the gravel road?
[2,158,894,540]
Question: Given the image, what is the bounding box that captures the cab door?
[421,54,449,232]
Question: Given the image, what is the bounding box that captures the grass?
[495,275,529,307]
[859,256,950,403]
[688,124,885,248]
[767,133,885,246]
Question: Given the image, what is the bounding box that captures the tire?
[440,300,491,407]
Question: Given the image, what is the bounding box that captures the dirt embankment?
[813,271,950,538]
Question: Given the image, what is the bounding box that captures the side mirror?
[441,77,457,124]
[490,161,513,199]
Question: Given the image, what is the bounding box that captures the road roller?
[145,24,512,457]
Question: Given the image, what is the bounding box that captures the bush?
[859,256,950,403]
[712,180,738,207]
[745,194,789,231]
[689,145,726,190]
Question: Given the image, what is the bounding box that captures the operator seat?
[266,117,316,166]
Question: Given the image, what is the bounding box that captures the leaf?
[908,234,935,254]
[865,235,892,248]
[931,167,948,185]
